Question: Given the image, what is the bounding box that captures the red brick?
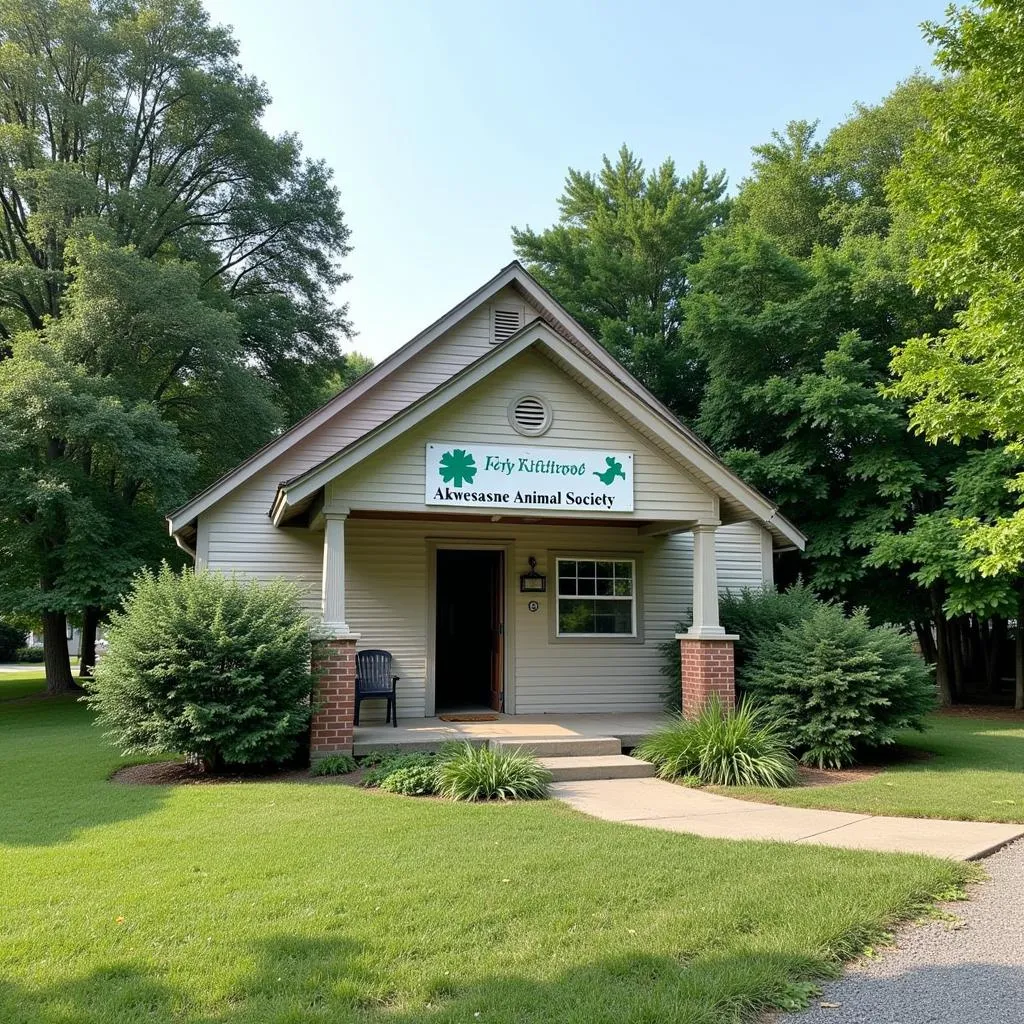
[310,638,357,760]
[679,636,736,718]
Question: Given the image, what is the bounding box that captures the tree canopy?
[0,0,356,689]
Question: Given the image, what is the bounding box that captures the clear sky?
[202,0,945,363]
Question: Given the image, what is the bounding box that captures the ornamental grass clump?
[84,565,314,772]
[636,697,798,788]
[743,604,936,769]
[434,743,551,801]
[311,754,357,777]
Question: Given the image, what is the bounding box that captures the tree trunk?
[1016,593,1024,712]
[915,621,937,665]
[931,589,953,707]
[78,606,99,679]
[42,610,75,695]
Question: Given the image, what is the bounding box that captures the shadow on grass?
[0,696,171,847]
[3,932,1023,1024]
[0,932,848,1024]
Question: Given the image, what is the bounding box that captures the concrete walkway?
[551,777,1024,860]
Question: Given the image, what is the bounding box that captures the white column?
[321,512,356,637]
[688,524,727,638]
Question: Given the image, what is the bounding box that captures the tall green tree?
[890,1,1024,580]
[512,146,729,421]
[0,0,354,689]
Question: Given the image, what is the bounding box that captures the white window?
[556,558,636,637]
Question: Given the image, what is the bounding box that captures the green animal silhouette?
[593,456,626,486]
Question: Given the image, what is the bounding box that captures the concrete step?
[489,736,622,757]
[537,754,656,782]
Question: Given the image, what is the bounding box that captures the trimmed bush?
[0,622,26,662]
[636,697,798,788]
[434,743,551,801]
[84,565,314,771]
[311,753,357,777]
[379,763,438,795]
[661,583,819,707]
[744,604,936,768]
[14,646,45,664]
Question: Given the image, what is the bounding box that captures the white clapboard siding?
[717,521,773,594]
[345,519,770,721]
[201,290,543,590]
[327,350,717,521]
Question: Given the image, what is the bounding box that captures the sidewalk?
[551,777,1024,859]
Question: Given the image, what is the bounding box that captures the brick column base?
[310,637,357,761]
[677,635,737,718]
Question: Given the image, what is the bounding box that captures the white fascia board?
[273,327,546,521]
[167,264,527,536]
[274,322,805,551]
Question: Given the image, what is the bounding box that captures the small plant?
[379,763,438,795]
[636,697,798,788]
[743,604,936,768]
[311,753,357,777]
[434,742,551,801]
[83,565,314,771]
[361,751,436,788]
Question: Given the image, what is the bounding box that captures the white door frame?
[425,539,516,717]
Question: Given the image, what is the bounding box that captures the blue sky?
[203,0,945,362]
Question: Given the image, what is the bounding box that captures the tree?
[889,2,1024,582]
[512,146,729,421]
[0,0,354,689]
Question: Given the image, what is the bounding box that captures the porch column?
[677,524,737,717]
[321,511,352,635]
[311,512,360,761]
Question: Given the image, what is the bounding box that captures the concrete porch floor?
[353,711,665,754]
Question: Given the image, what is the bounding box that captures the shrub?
[379,763,438,795]
[743,604,936,768]
[434,743,550,801]
[661,583,820,708]
[636,697,798,788]
[14,646,45,664]
[311,753,357,777]
[84,565,314,771]
[361,751,436,788]
[0,621,26,662]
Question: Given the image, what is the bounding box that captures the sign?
[425,442,634,512]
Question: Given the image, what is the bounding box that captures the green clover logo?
[438,448,477,488]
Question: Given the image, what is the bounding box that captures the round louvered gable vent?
[508,394,552,436]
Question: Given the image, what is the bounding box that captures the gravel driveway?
[774,839,1024,1023]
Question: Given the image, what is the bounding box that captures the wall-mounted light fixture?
[519,556,547,593]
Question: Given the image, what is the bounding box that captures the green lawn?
[1,681,970,1024]
[0,667,49,701]
[723,714,1024,822]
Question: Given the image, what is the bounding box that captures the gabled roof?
[168,261,805,550]
[271,320,805,551]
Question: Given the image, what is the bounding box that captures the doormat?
[438,713,500,722]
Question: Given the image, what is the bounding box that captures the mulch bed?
[111,760,368,787]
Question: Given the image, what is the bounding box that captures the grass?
[722,713,1024,822]
[0,668,50,701]
[0,676,971,1024]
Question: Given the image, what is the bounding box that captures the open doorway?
[434,549,504,712]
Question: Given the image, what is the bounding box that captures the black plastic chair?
[354,649,399,727]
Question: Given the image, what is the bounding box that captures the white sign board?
[425,442,634,512]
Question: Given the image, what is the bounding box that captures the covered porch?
[352,710,666,754]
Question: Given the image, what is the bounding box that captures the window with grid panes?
[555,559,636,636]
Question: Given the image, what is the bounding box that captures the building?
[167,263,804,757]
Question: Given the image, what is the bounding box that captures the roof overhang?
[271,321,805,551]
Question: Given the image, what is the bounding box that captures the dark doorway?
[435,549,504,712]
